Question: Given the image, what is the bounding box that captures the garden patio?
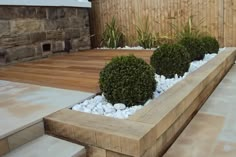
[0,0,236,157]
[0,48,235,157]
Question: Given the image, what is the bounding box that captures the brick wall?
[0,6,91,65]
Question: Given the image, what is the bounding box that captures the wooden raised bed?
[44,48,236,157]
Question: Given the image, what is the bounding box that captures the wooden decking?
[0,49,153,93]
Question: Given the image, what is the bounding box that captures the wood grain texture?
[0,49,153,93]
[87,146,106,157]
[45,109,154,157]
[44,48,236,157]
[129,48,236,125]
[90,0,236,47]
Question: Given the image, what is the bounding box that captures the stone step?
[3,135,86,157]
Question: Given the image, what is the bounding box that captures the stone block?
[71,38,80,51]
[35,7,47,18]
[47,8,74,19]
[46,31,65,40]
[63,8,77,17]
[0,7,17,20]
[85,17,90,28]
[10,19,44,34]
[0,48,6,56]
[30,32,46,43]
[52,41,65,52]
[6,46,36,62]
[47,8,77,20]
[44,20,58,30]
[79,27,90,37]
[0,20,10,36]
[0,48,7,65]
[44,19,70,30]
[46,7,59,20]
[0,34,31,48]
[15,7,37,18]
[57,8,66,18]
[69,17,85,28]
[35,44,43,56]
[4,135,86,157]
[0,7,38,19]
[0,6,91,63]
[77,8,89,18]
[71,37,91,50]
[65,29,80,39]
[0,138,9,156]
[8,122,45,150]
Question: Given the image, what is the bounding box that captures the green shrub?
[136,17,159,49]
[179,36,205,61]
[200,36,219,54]
[101,17,124,48]
[150,44,191,78]
[99,55,156,107]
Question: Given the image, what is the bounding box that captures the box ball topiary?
[200,36,219,54]
[179,36,205,61]
[150,43,191,78]
[99,55,156,107]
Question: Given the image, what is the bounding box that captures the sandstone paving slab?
[210,141,236,157]
[0,80,94,139]
[164,64,236,157]
[3,135,86,157]
[164,113,225,157]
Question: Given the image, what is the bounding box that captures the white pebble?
[104,113,114,118]
[83,108,91,113]
[106,103,113,108]
[113,110,126,119]
[72,105,81,111]
[104,107,116,113]
[83,100,89,105]
[72,52,218,119]
[94,95,103,102]
[86,103,96,110]
[95,102,102,107]
[95,108,104,115]
[114,103,126,110]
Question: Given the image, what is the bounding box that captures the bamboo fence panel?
[90,0,236,47]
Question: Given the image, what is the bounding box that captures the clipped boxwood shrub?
[200,36,219,54]
[179,36,205,61]
[150,44,191,78]
[99,55,156,107]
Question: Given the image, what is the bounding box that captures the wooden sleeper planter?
[44,48,236,157]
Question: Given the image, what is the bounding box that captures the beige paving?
[3,135,86,157]
[0,139,9,156]
[164,65,236,157]
[0,80,94,139]
[7,122,44,151]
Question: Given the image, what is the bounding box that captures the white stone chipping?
[72,48,226,119]
[98,46,156,50]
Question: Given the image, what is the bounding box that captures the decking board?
[0,49,153,93]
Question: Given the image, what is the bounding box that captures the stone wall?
[0,6,91,65]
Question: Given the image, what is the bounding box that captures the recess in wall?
[42,43,51,52]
